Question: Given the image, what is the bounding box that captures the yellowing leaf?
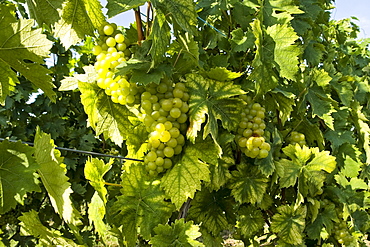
[84,157,113,203]
[0,5,55,105]
[228,163,269,205]
[111,164,174,246]
[34,128,77,224]
[237,205,265,238]
[79,78,136,146]
[206,67,243,82]
[161,138,216,209]
[271,205,306,245]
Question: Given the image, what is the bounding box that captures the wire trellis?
[0,138,144,162]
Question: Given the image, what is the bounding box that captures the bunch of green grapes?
[235,95,270,159]
[332,209,355,245]
[93,23,143,106]
[141,81,190,176]
[286,131,306,146]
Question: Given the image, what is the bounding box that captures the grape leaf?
[206,67,243,82]
[88,192,109,238]
[265,90,295,126]
[266,23,300,81]
[148,9,171,64]
[0,139,40,214]
[18,210,80,246]
[54,0,105,49]
[237,205,265,238]
[187,189,229,236]
[228,163,269,205]
[106,0,147,18]
[84,157,113,203]
[249,19,278,95]
[230,28,255,52]
[79,79,136,146]
[271,205,306,245]
[306,203,337,240]
[185,73,245,148]
[26,0,63,27]
[110,164,174,246]
[161,137,215,209]
[34,128,77,224]
[351,102,370,164]
[0,5,55,105]
[152,0,197,35]
[151,219,204,247]
[276,145,336,197]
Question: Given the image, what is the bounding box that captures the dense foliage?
[0,0,370,246]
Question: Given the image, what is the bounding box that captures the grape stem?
[135,7,145,45]
[104,182,122,187]
[177,198,192,219]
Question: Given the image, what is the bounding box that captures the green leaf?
[277,145,336,197]
[187,189,229,236]
[34,128,76,224]
[304,42,325,66]
[266,24,300,80]
[152,0,197,35]
[0,139,40,214]
[151,219,204,247]
[84,157,113,203]
[230,28,255,52]
[249,19,278,95]
[161,138,213,209]
[341,156,362,178]
[79,79,135,146]
[228,163,269,204]
[206,67,243,82]
[54,0,105,49]
[111,164,174,246]
[265,90,295,126]
[26,0,63,27]
[88,192,109,238]
[149,10,171,64]
[237,205,265,238]
[351,102,370,164]
[106,0,147,18]
[19,210,80,246]
[306,203,337,240]
[271,205,306,245]
[185,73,245,147]
[0,6,55,105]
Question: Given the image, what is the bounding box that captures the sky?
[104,0,370,39]
[332,0,370,39]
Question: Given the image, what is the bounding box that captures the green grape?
[156,166,164,173]
[177,113,188,123]
[115,33,125,43]
[172,98,183,108]
[169,127,180,138]
[170,108,181,118]
[174,145,182,154]
[155,123,165,132]
[160,131,171,143]
[258,149,269,158]
[163,121,173,130]
[146,151,157,162]
[161,99,173,111]
[173,88,184,98]
[147,162,157,171]
[92,45,102,55]
[166,138,178,148]
[238,137,247,148]
[163,147,175,157]
[176,134,185,145]
[103,24,115,35]
[155,157,164,166]
[163,158,173,169]
[106,37,116,47]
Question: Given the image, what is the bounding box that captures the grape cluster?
[286,131,306,146]
[93,23,143,106]
[141,81,190,176]
[235,95,270,159]
[333,211,354,245]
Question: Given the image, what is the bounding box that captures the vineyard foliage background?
[0,0,370,246]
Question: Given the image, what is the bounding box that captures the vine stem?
[177,198,192,219]
[135,7,145,45]
[104,182,122,187]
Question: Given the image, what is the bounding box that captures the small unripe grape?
[93,45,102,55]
[258,149,269,158]
[176,134,185,145]
[169,127,180,138]
[166,138,178,148]
[174,145,182,154]
[172,98,183,108]
[260,142,271,151]
[146,151,157,162]
[115,33,125,43]
[173,88,184,98]
[155,157,164,166]
[156,166,164,173]
[238,137,247,148]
